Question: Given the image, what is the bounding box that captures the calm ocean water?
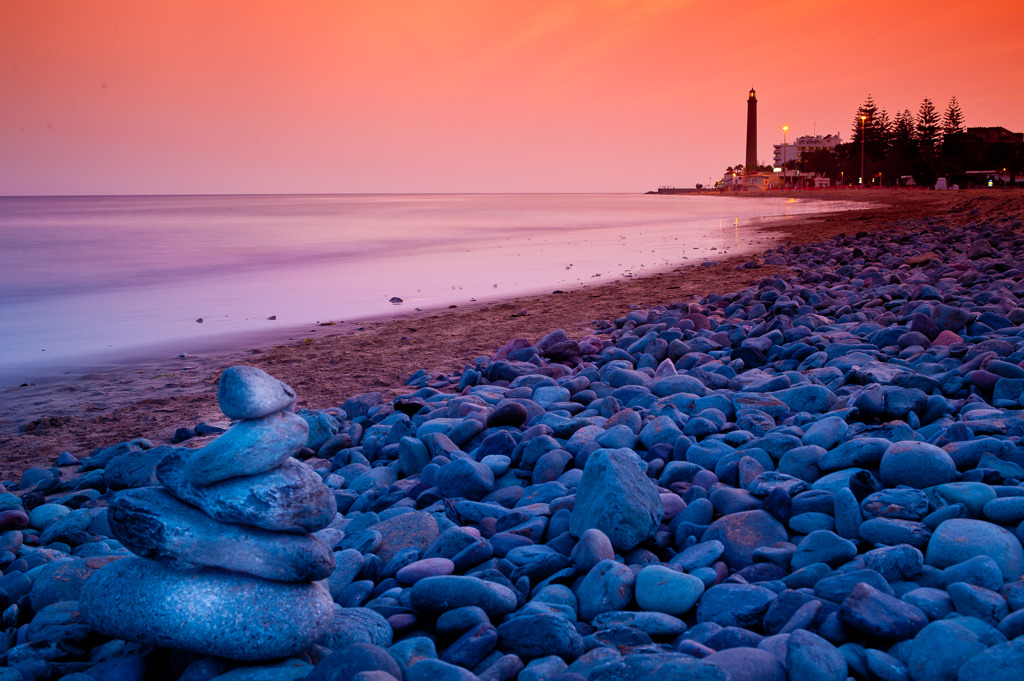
[0,193,858,383]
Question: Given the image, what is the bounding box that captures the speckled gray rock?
[589,652,726,681]
[702,510,789,569]
[957,638,1024,680]
[28,556,120,611]
[185,410,309,486]
[787,629,847,681]
[409,576,518,617]
[81,557,333,660]
[576,559,637,621]
[497,612,584,661]
[218,365,297,420]
[157,451,336,533]
[634,565,704,616]
[697,583,777,628]
[369,510,440,563]
[570,448,663,551]
[926,518,1024,581]
[107,484,334,582]
[838,582,928,640]
[879,442,957,489]
[317,605,393,650]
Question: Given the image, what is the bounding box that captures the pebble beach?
[4,188,1024,680]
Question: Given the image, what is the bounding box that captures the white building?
[772,133,842,167]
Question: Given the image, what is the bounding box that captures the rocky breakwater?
[80,366,338,660]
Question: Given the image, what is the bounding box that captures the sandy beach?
[2,188,1021,481]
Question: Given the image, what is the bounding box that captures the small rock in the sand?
[406,659,480,681]
[217,365,298,420]
[947,581,1008,624]
[369,510,440,563]
[55,452,79,466]
[396,557,456,584]
[196,317,203,323]
[194,422,226,436]
[81,557,334,660]
[390,297,404,304]
[589,653,724,679]
[171,427,196,443]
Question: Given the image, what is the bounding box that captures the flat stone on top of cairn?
[217,364,297,420]
[81,366,337,661]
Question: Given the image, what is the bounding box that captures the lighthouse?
[745,88,757,173]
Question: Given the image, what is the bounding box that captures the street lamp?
[782,126,789,188]
[860,115,867,188]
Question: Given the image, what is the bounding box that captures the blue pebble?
[790,530,857,569]
[786,629,847,681]
[900,587,953,620]
[940,555,1004,591]
[905,619,986,681]
[496,613,584,661]
[705,647,785,681]
[838,582,928,640]
[947,582,1009,625]
[879,441,957,489]
[926,518,1024,581]
[696,583,776,628]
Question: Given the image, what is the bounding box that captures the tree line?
[802,94,1022,187]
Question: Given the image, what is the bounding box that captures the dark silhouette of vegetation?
[826,94,1023,187]
[720,98,1022,189]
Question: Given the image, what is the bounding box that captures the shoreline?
[0,188,1014,479]
[0,192,860,388]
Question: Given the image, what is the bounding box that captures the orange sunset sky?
[3,0,1023,195]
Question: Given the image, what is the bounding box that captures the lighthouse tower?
[745,88,757,173]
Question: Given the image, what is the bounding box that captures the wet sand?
[2,188,1020,481]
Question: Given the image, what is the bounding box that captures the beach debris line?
[80,365,337,660]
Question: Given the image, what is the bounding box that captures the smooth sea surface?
[0,193,861,384]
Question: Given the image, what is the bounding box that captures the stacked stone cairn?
[81,366,338,660]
